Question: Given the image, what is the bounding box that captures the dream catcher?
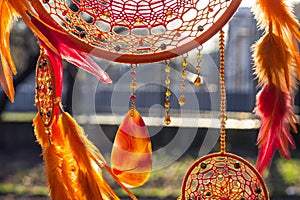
[180,30,269,200]
[0,0,299,199]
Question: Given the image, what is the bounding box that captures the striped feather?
[61,111,120,200]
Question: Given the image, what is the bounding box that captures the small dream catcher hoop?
[180,30,269,200]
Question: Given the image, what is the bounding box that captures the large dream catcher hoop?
[1,0,300,199]
[30,0,242,63]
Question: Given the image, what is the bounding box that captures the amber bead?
[165,90,171,97]
[194,76,202,87]
[178,95,185,106]
[164,102,170,109]
[182,60,188,67]
[130,82,137,89]
[165,114,171,125]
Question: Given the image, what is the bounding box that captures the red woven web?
[181,153,269,200]
[37,0,240,62]
[81,0,188,28]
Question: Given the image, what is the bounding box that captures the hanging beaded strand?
[219,30,227,154]
[130,64,137,117]
[179,54,188,106]
[164,60,171,125]
[194,46,203,87]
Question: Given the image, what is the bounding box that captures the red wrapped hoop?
[30,0,242,64]
[181,152,269,200]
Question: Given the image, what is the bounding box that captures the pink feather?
[30,13,112,84]
[255,84,296,173]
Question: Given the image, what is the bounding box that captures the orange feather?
[0,0,60,102]
[43,144,72,200]
[33,114,74,199]
[253,0,300,81]
[252,0,300,173]
[61,111,120,200]
[8,0,60,55]
[0,0,19,102]
[33,114,51,148]
[252,31,292,91]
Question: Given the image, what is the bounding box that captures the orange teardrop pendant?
[111,109,152,188]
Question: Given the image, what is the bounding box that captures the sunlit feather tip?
[0,0,19,102]
[61,111,120,199]
[255,84,297,173]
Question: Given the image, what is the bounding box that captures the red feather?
[30,13,112,84]
[255,84,297,173]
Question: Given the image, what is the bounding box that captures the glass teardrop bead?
[111,109,152,188]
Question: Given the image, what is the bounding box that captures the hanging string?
[130,64,137,117]
[219,30,227,154]
[194,46,203,87]
[164,60,171,125]
[179,54,188,106]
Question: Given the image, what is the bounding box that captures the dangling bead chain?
[179,54,188,106]
[130,64,137,117]
[219,30,227,154]
[164,60,171,125]
[194,45,203,87]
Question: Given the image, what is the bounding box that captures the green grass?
[1,112,36,122]
[276,158,300,196]
[1,156,300,198]
[277,159,300,185]
[0,183,48,196]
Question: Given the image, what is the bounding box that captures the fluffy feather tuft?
[252,0,300,174]
[255,84,297,173]
[252,32,292,91]
[253,0,300,80]
[33,114,73,200]
[43,144,71,200]
[33,114,51,148]
[61,111,120,200]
